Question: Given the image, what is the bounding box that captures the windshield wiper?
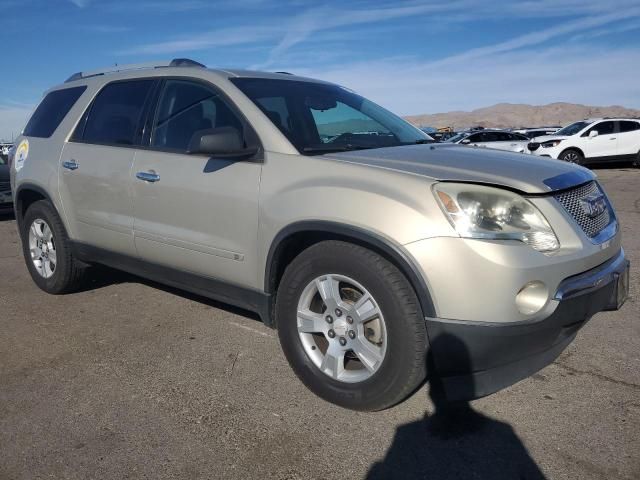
[302,144,377,154]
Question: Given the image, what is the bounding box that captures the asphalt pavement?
[1,167,638,480]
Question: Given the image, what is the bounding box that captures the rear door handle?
[62,160,79,171]
[136,171,160,182]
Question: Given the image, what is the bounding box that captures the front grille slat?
[0,182,10,192]
[554,181,612,238]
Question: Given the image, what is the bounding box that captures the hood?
[325,143,593,194]
[529,135,568,143]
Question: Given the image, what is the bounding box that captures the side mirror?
[188,127,257,158]
[588,130,599,138]
[461,138,471,144]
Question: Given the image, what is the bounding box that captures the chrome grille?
[554,181,612,238]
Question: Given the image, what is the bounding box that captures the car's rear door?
[59,79,156,256]
[617,121,640,157]
[131,78,262,287]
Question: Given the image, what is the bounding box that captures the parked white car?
[513,127,560,139]
[446,130,530,153]
[527,118,640,166]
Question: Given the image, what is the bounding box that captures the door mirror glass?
[588,130,599,138]
[461,138,471,144]
[188,126,255,157]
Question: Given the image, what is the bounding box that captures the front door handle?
[62,160,79,171]
[136,171,160,183]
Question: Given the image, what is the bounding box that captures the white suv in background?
[527,118,640,166]
[445,130,530,153]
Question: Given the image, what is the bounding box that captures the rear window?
[619,121,640,133]
[23,86,86,138]
[79,80,154,146]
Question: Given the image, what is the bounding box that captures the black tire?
[633,152,640,168]
[276,240,428,411]
[559,149,584,165]
[20,200,87,294]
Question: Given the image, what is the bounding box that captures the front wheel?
[276,241,428,411]
[559,149,584,164]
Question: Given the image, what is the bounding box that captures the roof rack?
[65,58,206,83]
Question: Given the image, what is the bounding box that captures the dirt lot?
[1,168,639,480]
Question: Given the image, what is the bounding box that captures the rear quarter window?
[23,86,87,138]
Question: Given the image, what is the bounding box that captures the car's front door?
[131,79,262,287]
[59,79,156,256]
[581,120,617,159]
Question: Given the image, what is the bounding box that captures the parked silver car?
[11,60,629,410]
[0,151,13,213]
[447,129,530,153]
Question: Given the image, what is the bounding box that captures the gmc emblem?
[580,193,607,218]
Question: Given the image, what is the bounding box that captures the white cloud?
[424,8,640,68]
[118,26,277,55]
[69,0,90,7]
[293,46,640,115]
[0,104,32,142]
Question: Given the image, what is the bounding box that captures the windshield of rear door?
[230,78,431,155]
[555,121,590,136]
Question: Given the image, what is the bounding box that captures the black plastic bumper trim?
[426,250,629,402]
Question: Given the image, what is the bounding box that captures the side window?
[467,133,482,143]
[481,132,501,142]
[151,80,244,152]
[23,86,86,138]
[619,121,640,133]
[512,133,529,141]
[80,80,154,146]
[585,121,615,136]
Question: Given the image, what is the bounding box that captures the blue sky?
[2,0,640,140]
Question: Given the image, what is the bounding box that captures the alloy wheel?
[296,274,387,383]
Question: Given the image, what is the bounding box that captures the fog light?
[516,281,549,315]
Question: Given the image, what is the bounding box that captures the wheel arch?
[14,183,55,226]
[264,221,437,324]
[559,146,585,160]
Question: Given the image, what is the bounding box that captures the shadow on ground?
[80,264,262,322]
[367,334,546,480]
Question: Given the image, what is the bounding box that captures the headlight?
[433,183,559,252]
[541,140,562,148]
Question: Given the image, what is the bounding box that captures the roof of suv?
[58,59,332,92]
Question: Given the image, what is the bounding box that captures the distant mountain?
[403,102,640,130]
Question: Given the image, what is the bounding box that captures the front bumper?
[427,249,630,401]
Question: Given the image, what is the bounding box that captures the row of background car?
[420,126,561,154]
[0,143,13,213]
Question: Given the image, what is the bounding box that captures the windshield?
[555,121,590,136]
[231,78,431,154]
[445,132,468,143]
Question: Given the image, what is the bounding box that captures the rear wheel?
[559,149,584,165]
[21,200,87,294]
[276,240,428,411]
